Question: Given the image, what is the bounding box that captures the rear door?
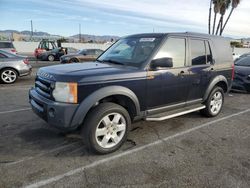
[186,39,213,101]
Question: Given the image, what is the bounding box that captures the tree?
[208,0,213,34]
[209,0,241,36]
[215,0,231,35]
[212,0,223,35]
[220,0,241,35]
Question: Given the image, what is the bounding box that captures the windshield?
[235,57,250,67]
[97,37,162,67]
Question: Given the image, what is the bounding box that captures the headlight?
[52,82,78,103]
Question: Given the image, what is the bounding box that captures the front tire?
[201,87,224,117]
[81,102,131,154]
[0,69,18,84]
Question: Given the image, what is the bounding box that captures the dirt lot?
[0,61,249,188]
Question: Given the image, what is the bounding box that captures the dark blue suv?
[29,32,234,154]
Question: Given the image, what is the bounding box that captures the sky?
[0,0,250,38]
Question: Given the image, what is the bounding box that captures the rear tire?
[0,68,18,84]
[81,102,131,154]
[201,87,224,117]
[47,55,55,61]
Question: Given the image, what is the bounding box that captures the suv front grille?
[35,76,54,100]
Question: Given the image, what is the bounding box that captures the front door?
[147,37,190,109]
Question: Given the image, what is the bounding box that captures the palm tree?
[220,0,241,35]
[208,0,213,34]
[215,0,231,35]
[212,0,223,35]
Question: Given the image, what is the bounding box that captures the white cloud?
[74,0,250,37]
[4,0,250,37]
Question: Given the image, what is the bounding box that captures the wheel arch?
[71,86,141,128]
[203,75,228,101]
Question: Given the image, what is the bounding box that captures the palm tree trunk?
[220,8,234,35]
[212,13,217,35]
[219,16,224,35]
[215,16,222,35]
[208,0,213,34]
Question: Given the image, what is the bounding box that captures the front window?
[97,37,162,67]
[154,37,186,68]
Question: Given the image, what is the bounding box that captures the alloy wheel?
[95,113,126,149]
[1,69,17,83]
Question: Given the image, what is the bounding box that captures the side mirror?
[151,57,173,69]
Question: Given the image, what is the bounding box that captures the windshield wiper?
[101,59,125,65]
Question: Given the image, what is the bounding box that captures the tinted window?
[235,57,250,66]
[154,38,186,68]
[0,42,14,48]
[190,40,206,66]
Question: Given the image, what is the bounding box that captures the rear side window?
[154,37,186,68]
[0,42,14,48]
[190,39,206,66]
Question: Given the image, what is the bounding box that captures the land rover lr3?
[29,32,234,154]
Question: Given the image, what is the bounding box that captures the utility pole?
[79,23,81,43]
[30,20,33,40]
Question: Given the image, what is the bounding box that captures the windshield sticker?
[139,38,155,42]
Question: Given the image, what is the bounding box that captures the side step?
[146,104,206,121]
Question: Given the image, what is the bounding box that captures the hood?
[37,62,146,84]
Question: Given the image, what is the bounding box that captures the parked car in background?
[37,47,78,61]
[232,56,250,92]
[60,49,104,63]
[0,50,31,84]
[34,39,57,59]
[0,41,17,54]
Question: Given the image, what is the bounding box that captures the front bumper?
[29,88,79,130]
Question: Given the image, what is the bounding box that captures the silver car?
[0,50,32,84]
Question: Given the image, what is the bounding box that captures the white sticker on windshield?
[139,38,155,42]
